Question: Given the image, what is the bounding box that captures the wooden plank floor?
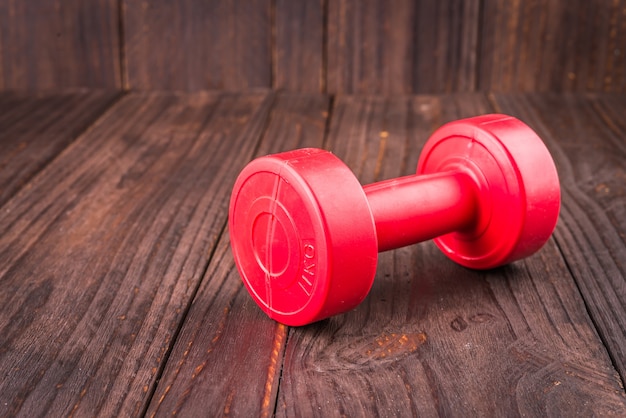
[0,91,625,417]
[0,91,120,207]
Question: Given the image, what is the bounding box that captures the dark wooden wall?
[0,0,121,90]
[0,0,624,93]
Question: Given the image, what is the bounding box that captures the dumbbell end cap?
[229,149,378,326]
[419,114,560,269]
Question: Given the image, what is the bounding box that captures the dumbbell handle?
[364,170,476,252]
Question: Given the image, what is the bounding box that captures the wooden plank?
[0,0,120,90]
[0,91,119,207]
[479,0,626,92]
[326,0,414,94]
[0,91,273,416]
[275,94,626,416]
[124,0,271,91]
[492,92,626,383]
[146,93,330,416]
[326,0,479,94]
[412,0,480,93]
[274,0,325,93]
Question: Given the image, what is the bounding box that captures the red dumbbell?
[229,114,560,326]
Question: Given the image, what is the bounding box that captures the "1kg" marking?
[298,243,315,296]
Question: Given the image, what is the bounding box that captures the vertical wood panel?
[0,0,121,90]
[1,0,624,94]
[326,0,415,94]
[124,0,272,91]
[412,0,480,93]
[479,0,626,92]
[275,0,325,92]
[326,0,480,94]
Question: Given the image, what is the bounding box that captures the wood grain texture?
[147,93,330,416]
[411,0,480,93]
[0,0,121,90]
[479,0,626,92]
[2,91,625,416]
[0,91,272,416]
[492,93,626,383]
[326,0,414,94]
[274,0,325,93]
[2,0,625,93]
[326,0,480,94]
[274,94,626,416]
[124,0,272,91]
[0,91,118,206]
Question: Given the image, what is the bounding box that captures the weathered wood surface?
[147,93,330,416]
[3,0,626,93]
[124,0,272,91]
[492,93,626,383]
[0,91,272,416]
[326,0,480,94]
[274,0,325,93]
[274,94,626,416]
[0,90,119,206]
[0,0,121,90]
[1,92,626,417]
[121,0,626,93]
[479,0,626,92]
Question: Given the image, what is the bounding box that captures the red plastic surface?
[229,149,378,326]
[229,114,561,325]
[363,171,477,251]
[417,114,560,268]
